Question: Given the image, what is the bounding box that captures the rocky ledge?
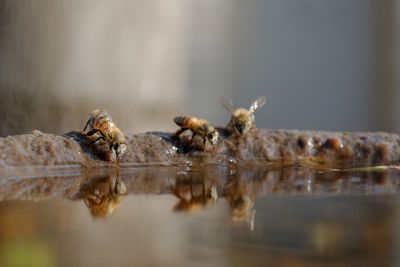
[0,129,399,168]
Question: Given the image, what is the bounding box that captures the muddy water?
[0,166,399,267]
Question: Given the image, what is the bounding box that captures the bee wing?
[249,96,267,113]
[220,96,236,114]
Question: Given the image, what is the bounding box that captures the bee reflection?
[74,174,127,218]
[171,176,218,214]
[224,176,256,231]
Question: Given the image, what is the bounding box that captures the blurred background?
[1,2,400,267]
[0,0,399,136]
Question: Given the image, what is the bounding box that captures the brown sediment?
[0,129,399,168]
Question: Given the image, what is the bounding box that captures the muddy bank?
[0,129,399,168]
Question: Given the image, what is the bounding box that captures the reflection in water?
[224,173,256,230]
[171,174,218,213]
[0,166,398,223]
[72,175,127,218]
[0,166,399,266]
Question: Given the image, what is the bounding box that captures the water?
[0,165,399,267]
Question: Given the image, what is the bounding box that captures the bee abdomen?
[174,116,194,127]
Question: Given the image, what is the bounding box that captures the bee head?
[207,130,219,146]
[112,143,127,160]
[234,113,254,135]
[234,121,246,134]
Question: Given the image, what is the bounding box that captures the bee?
[221,96,267,135]
[83,109,127,161]
[173,116,219,149]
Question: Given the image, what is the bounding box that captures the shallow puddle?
[0,166,399,266]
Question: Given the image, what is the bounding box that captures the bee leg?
[87,129,100,136]
[190,132,197,144]
[173,128,188,138]
[90,136,105,145]
[203,138,207,151]
[90,130,108,145]
[117,149,127,162]
[82,119,90,132]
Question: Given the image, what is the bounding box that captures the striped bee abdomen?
[174,116,197,128]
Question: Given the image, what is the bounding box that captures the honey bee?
[221,96,267,135]
[83,109,127,161]
[173,116,219,149]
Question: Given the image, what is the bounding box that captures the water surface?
[0,165,399,267]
